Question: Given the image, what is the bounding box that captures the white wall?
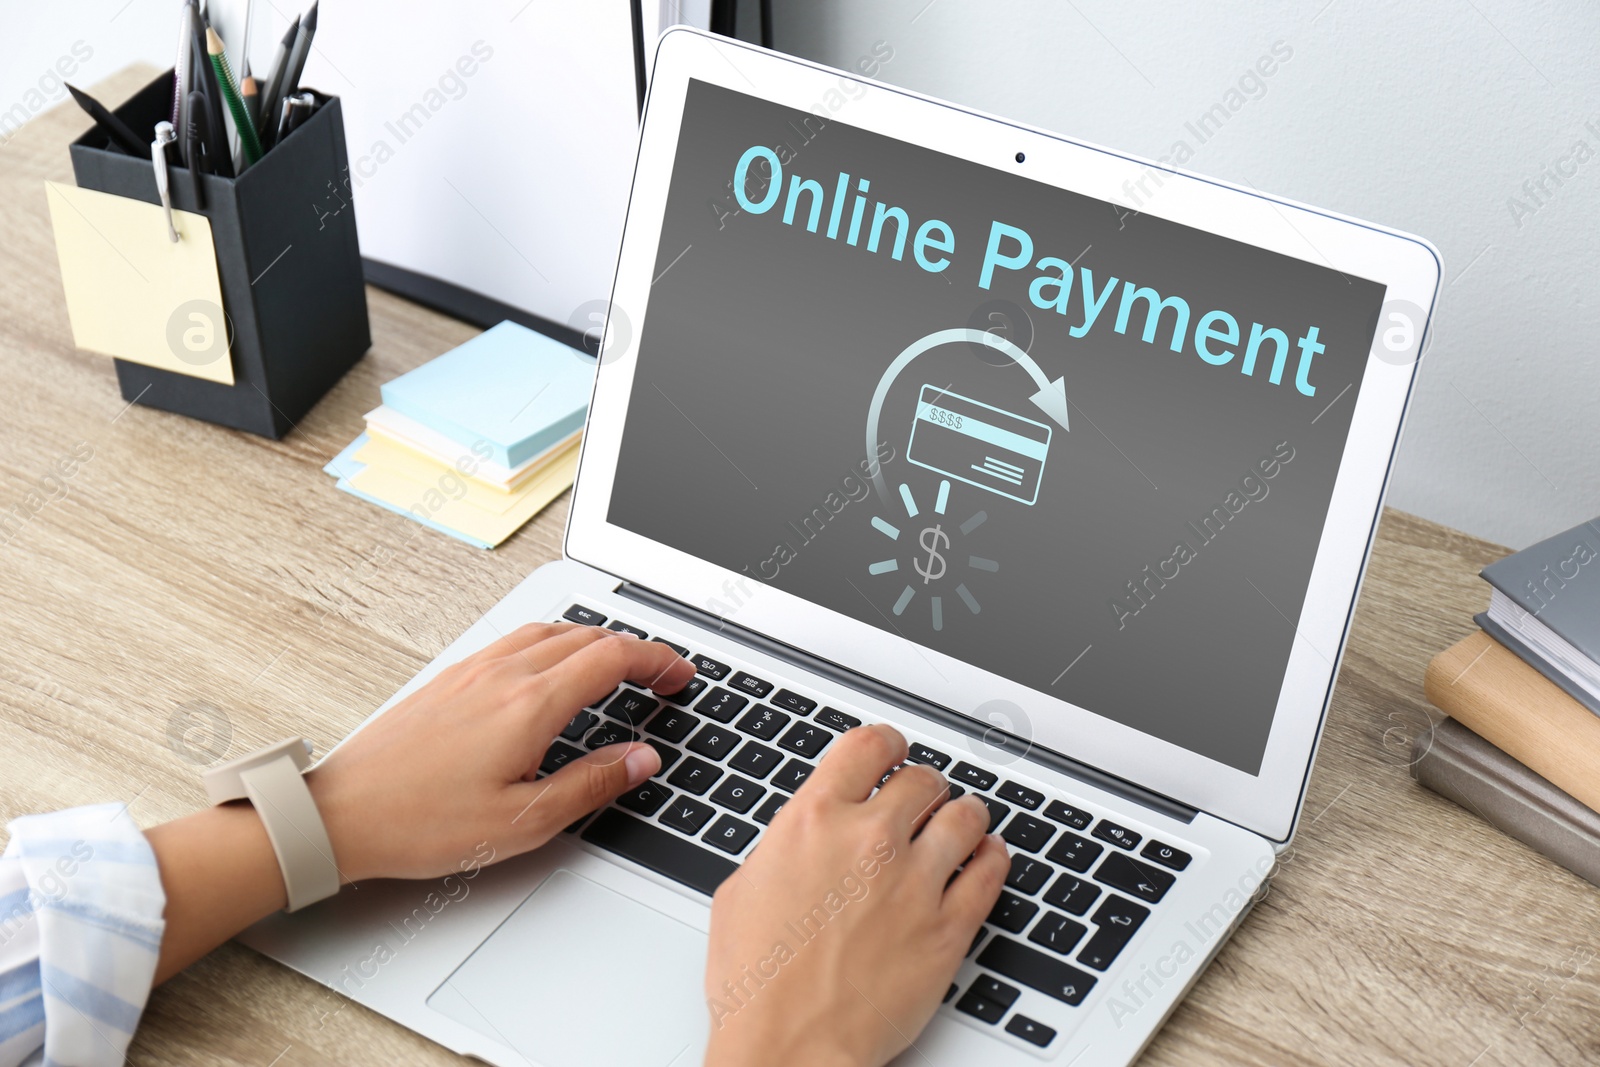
[7,2,1595,548]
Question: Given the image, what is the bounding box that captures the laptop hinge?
[617,582,1198,825]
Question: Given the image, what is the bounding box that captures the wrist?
[303,765,375,885]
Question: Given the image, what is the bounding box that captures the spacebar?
[581,808,738,896]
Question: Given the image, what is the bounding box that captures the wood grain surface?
[2,67,1596,1067]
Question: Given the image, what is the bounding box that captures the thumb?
[520,742,660,835]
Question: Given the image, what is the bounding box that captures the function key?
[660,676,709,707]
[907,743,952,771]
[1043,801,1092,830]
[814,707,862,732]
[691,654,730,680]
[651,637,689,656]
[1044,832,1103,874]
[562,604,606,626]
[950,762,998,791]
[696,687,749,723]
[729,671,774,699]
[776,722,832,759]
[1141,840,1192,871]
[1004,1015,1056,1047]
[770,689,817,715]
[997,781,1044,809]
[1092,820,1141,851]
[607,621,649,639]
[1093,852,1175,904]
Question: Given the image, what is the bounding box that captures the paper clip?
[152,120,179,243]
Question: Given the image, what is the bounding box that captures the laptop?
[242,28,1439,1066]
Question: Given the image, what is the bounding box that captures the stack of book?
[1416,517,1600,885]
[325,321,592,549]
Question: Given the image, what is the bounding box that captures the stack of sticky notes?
[325,321,593,548]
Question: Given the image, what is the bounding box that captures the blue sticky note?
[380,321,594,469]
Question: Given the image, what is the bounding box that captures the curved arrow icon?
[865,328,1070,501]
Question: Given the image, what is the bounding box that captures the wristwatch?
[202,737,341,911]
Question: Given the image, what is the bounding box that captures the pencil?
[242,74,260,137]
[206,26,263,165]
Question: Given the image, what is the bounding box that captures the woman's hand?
[307,621,695,883]
[702,724,1010,1067]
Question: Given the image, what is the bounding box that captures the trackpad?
[428,869,708,1066]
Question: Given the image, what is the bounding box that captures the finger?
[538,632,696,711]
[498,622,619,677]
[806,724,907,802]
[868,762,949,833]
[912,794,992,878]
[477,621,582,661]
[508,741,659,839]
[940,833,1009,928]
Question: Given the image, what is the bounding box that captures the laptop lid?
[566,29,1439,843]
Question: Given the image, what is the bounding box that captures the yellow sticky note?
[45,181,235,385]
[348,443,578,547]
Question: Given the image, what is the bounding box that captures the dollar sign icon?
[915,523,948,585]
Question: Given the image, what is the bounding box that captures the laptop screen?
[607,79,1387,775]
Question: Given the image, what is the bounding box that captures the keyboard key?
[907,743,952,771]
[584,721,636,749]
[971,974,1020,1010]
[950,762,998,791]
[1028,912,1087,956]
[977,795,1011,833]
[1043,800,1093,830]
[1141,840,1193,871]
[1001,813,1056,853]
[977,936,1096,1006]
[954,990,1005,1024]
[776,722,832,759]
[997,781,1044,809]
[702,814,759,855]
[1045,832,1104,873]
[617,780,672,817]
[583,808,734,896]
[604,690,659,726]
[1006,855,1054,895]
[986,891,1039,934]
[687,723,742,761]
[691,654,730,680]
[696,687,749,723]
[642,739,682,776]
[729,670,773,699]
[752,793,788,825]
[1042,874,1101,916]
[710,775,766,814]
[659,796,715,835]
[1093,852,1175,904]
[1004,1015,1056,1048]
[814,707,861,732]
[946,782,965,800]
[644,708,700,744]
[667,757,723,795]
[560,711,598,742]
[1077,895,1149,971]
[539,740,584,775]
[562,604,606,626]
[944,983,958,1004]
[968,927,987,957]
[771,759,813,793]
[659,676,709,707]
[651,637,689,656]
[728,741,782,779]
[607,621,649,639]
[1092,820,1141,850]
[587,686,620,711]
[735,705,791,741]
[770,689,817,715]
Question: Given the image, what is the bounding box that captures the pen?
[185,89,208,206]
[189,3,233,178]
[258,19,298,150]
[275,91,315,143]
[172,1,195,141]
[152,121,179,242]
[206,27,263,166]
[65,84,147,155]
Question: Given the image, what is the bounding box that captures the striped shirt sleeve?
[0,804,166,1067]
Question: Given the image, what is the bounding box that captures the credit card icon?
[907,384,1051,506]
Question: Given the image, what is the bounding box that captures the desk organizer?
[68,71,369,438]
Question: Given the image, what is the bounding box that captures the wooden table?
[3,67,1597,1067]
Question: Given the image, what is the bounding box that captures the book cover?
[1481,517,1600,664]
[1476,610,1600,715]
[1412,716,1600,888]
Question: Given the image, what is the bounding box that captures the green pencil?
[206,26,263,166]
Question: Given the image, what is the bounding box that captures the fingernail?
[624,744,660,786]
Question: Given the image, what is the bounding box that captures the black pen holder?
[68,70,369,439]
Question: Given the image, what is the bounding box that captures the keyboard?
[550,604,1200,1052]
